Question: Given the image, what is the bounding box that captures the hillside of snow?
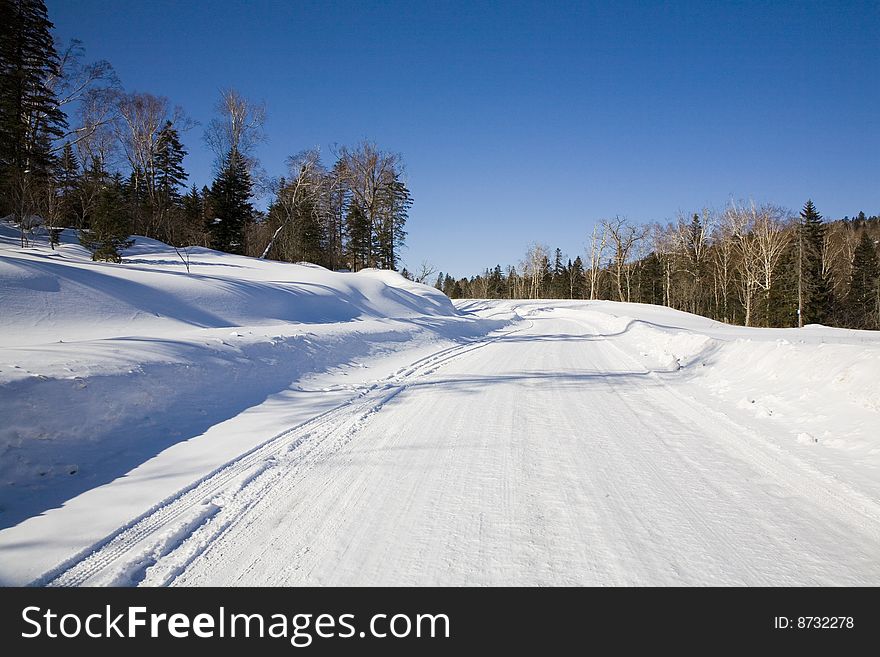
[0,224,505,538]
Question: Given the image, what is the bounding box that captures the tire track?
[35,320,528,587]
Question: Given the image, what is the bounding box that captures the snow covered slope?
[2,226,879,586]
[0,224,505,580]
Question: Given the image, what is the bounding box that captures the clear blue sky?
[48,0,880,277]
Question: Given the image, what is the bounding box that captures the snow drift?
[0,224,504,537]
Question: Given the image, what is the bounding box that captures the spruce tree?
[78,173,133,262]
[769,243,799,327]
[0,0,68,233]
[442,273,455,298]
[488,265,504,298]
[181,184,204,241]
[155,121,187,205]
[57,141,79,226]
[570,256,586,299]
[345,201,370,271]
[845,232,879,329]
[209,148,253,254]
[798,200,833,325]
[152,121,188,243]
[550,248,567,297]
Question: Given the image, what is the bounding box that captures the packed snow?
[1,223,879,586]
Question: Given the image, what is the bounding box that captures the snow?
[2,225,880,586]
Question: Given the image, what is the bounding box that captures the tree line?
[436,204,880,330]
[0,0,411,270]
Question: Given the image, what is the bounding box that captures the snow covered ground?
[2,224,879,586]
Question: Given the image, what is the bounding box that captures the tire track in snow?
[34,321,528,587]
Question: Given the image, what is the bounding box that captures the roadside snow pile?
[517,301,721,371]
[542,299,880,488]
[0,223,505,530]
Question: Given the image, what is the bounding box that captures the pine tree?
[570,256,586,299]
[152,121,188,244]
[56,141,79,226]
[798,200,833,325]
[488,265,504,298]
[845,232,879,329]
[155,121,187,205]
[345,200,370,271]
[181,184,205,243]
[78,172,133,262]
[769,243,799,327]
[209,148,253,254]
[550,248,568,298]
[0,0,68,241]
[442,273,455,298]
[374,174,411,270]
[633,252,663,306]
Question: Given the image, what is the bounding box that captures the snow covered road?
[39,303,880,586]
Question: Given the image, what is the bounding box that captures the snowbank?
[0,224,505,534]
[473,298,880,500]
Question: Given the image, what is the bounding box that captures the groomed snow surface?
[1,223,879,586]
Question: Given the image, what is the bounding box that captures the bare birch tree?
[204,88,266,174]
[725,201,791,326]
[336,142,401,268]
[260,149,324,259]
[586,223,608,300]
[603,216,648,302]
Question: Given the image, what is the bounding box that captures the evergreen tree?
[375,174,411,270]
[488,265,504,298]
[550,248,568,297]
[75,157,105,229]
[268,187,327,266]
[209,148,253,254]
[569,256,586,299]
[345,200,371,271]
[181,184,206,243]
[0,0,68,230]
[845,232,879,329]
[769,243,799,327]
[78,172,133,262]
[798,200,833,325]
[442,273,455,298]
[56,141,79,226]
[155,121,187,205]
[152,121,188,243]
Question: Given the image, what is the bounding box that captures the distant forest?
[432,205,880,331]
[1,0,411,270]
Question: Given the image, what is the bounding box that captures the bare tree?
[414,260,437,284]
[669,209,713,314]
[709,218,737,323]
[603,216,648,302]
[825,220,860,300]
[260,149,324,259]
[471,271,490,298]
[204,88,266,175]
[114,92,192,236]
[586,223,608,300]
[521,242,549,299]
[725,201,791,326]
[336,142,402,268]
[47,40,119,153]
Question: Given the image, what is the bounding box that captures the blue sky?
[48,0,879,277]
